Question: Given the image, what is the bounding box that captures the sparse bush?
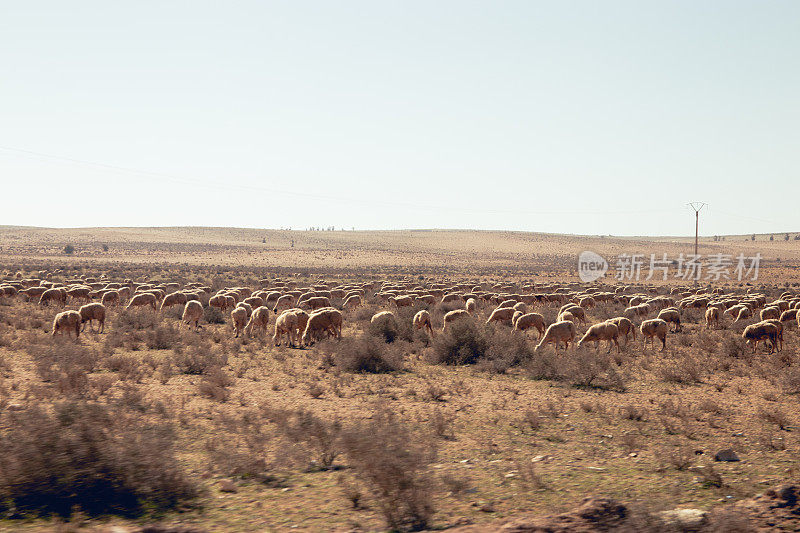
[275,409,342,469]
[146,324,181,350]
[341,409,436,531]
[204,306,225,325]
[0,401,198,518]
[198,367,233,402]
[427,320,488,366]
[333,335,403,373]
[171,344,226,375]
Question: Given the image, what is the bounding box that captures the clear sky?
[1,1,797,236]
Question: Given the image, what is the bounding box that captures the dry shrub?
[274,408,342,469]
[367,312,413,344]
[527,347,626,391]
[779,366,800,394]
[0,401,198,518]
[203,306,225,325]
[332,335,403,373]
[440,472,471,497]
[655,353,704,384]
[478,328,533,373]
[171,344,226,375]
[114,308,160,330]
[341,409,436,531]
[655,446,694,471]
[619,405,648,421]
[758,405,792,430]
[198,367,233,402]
[105,353,146,382]
[146,324,181,350]
[429,408,455,440]
[205,410,277,484]
[427,320,488,366]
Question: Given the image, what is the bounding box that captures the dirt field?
[0,227,799,532]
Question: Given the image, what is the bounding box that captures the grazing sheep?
[441,293,463,305]
[231,306,248,338]
[535,321,577,352]
[39,288,67,306]
[781,309,799,324]
[126,292,157,311]
[705,307,721,329]
[273,294,295,313]
[244,306,272,338]
[465,298,477,315]
[342,294,362,311]
[413,309,434,337]
[301,308,343,345]
[301,296,332,311]
[182,300,204,330]
[760,319,784,352]
[640,319,668,350]
[243,296,265,309]
[606,317,636,345]
[273,310,299,346]
[442,309,471,332]
[101,290,120,307]
[761,307,781,321]
[657,308,682,332]
[371,310,398,328]
[414,294,436,306]
[557,311,576,324]
[512,312,546,339]
[19,286,46,300]
[78,303,106,333]
[161,291,188,311]
[578,321,620,353]
[389,295,414,308]
[486,306,516,325]
[742,322,779,354]
[735,307,752,322]
[66,287,92,303]
[579,296,596,309]
[52,310,81,339]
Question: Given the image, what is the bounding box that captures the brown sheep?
[182,300,204,330]
[243,296,265,310]
[231,306,248,338]
[342,294,362,311]
[413,309,434,337]
[79,303,106,333]
[245,306,272,338]
[760,319,784,352]
[560,305,587,325]
[606,317,636,345]
[535,321,577,352]
[39,288,67,306]
[52,310,81,339]
[640,318,668,350]
[273,310,298,346]
[486,306,516,325]
[761,307,781,321]
[301,308,343,345]
[557,311,576,324]
[389,295,414,308]
[780,309,798,324]
[371,310,397,329]
[742,322,779,354]
[465,297,477,315]
[66,287,92,303]
[657,308,682,332]
[705,307,721,329]
[414,294,436,306]
[442,309,470,332]
[126,292,157,311]
[734,307,752,322]
[101,290,120,307]
[161,291,188,311]
[512,312,546,339]
[301,296,332,311]
[273,294,295,313]
[578,321,620,353]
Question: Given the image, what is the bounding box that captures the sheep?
[342,294,362,311]
[245,306,272,338]
[371,310,398,329]
[413,309,434,337]
[117,286,131,301]
[273,294,295,313]
[441,293,462,304]
[606,316,636,345]
[243,296,265,309]
[236,301,253,317]
[742,322,779,354]
[578,321,620,353]
[101,290,120,307]
[657,308,682,332]
[126,292,157,311]
[78,303,106,333]
[465,298,477,315]
[290,308,310,342]
[579,296,596,309]
[301,308,343,346]
[66,287,92,303]
[39,288,67,306]
[534,321,577,352]
[705,307,721,329]
[300,296,331,311]
[760,319,784,352]
[760,307,781,321]
[19,286,46,301]
[182,300,204,330]
[486,306,516,325]
[557,311,576,323]
[640,318,668,351]
[442,309,471,332]
[273,310,299,346]
[231,306,248,338]
[52,310,81,339]
[161,291,188,311]
[512,312,546,339]
[414,294,436,306]
[389,295,414,308]
[734,307,752,322]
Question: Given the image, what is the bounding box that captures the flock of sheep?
[0,272,796,355]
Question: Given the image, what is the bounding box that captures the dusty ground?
[0,227,798,532]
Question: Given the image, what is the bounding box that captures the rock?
[659,508,708,529]
[218,479,237,493]
[531,455,552,463]
[479,503,496,513]
[714,448,740,462]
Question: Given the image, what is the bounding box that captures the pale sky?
[1,1,797,235]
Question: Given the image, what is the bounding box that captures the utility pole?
[688,202,706,257]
